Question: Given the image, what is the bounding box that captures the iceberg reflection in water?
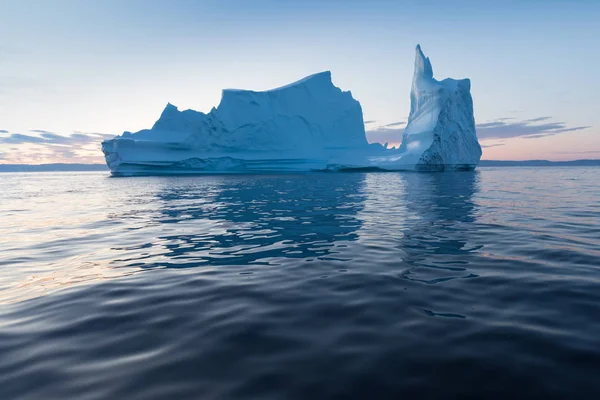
[1,168,600,398]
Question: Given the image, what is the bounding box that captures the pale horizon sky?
[1,0,599,164]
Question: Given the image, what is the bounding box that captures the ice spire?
[414,44,433,81]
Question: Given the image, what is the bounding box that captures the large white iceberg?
[102,45,481,175]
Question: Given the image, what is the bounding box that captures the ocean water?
[1,167,599,398]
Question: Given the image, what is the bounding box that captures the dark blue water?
[1,168,599,398]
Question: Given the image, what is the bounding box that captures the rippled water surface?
[1,168,599,398]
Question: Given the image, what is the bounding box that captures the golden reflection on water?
[0,172,228,305]
[0,172,138,304]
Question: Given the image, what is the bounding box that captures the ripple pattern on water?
[1,168,600,398]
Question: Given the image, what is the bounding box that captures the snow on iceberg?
[102,45,481,176]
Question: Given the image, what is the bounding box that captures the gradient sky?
[1,0,599,163]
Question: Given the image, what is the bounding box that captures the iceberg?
[102,45,481,176]
[399,44,482,171]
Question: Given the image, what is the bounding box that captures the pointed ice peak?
[160,102,179,117]
[414,44,433,80]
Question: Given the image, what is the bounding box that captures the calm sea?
[1,168,599,398]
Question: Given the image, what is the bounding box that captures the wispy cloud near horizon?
[476,118,590,140]
[0,130,115,146]
[524,116,552,122]
[383,121,406,127]
[0,130,115,164]
[481,143,505,148]
[366,116,592,145]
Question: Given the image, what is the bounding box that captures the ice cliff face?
[102,71,374,175]
[102,45,481,175]
[398,45,482,170]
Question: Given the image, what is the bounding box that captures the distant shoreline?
[0,164,109,172]
[1,160,599,172]
[478,159,600,167]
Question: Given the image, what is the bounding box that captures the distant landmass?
[0,163,109,172]
[1,160,599,172]
[478,159,600,167]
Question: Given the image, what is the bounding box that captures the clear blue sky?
[1,0,599,163]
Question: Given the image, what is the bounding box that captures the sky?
[0,0,599,164]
